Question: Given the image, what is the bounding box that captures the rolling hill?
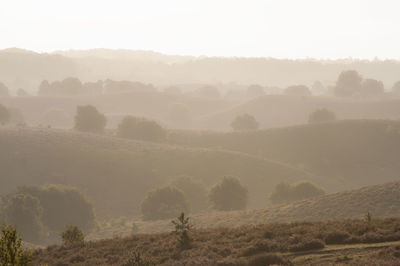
[92,181,400,238]
[199,95,400,129]
[169,119,400,192]
[0,126,311,218]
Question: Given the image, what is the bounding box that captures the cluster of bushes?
[0,184,95,244]
[333,70,385,97]
[141,176,248,220]
[73,104,167,142]
[269,181,325,204]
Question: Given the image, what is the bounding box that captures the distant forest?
[1,48,400,92]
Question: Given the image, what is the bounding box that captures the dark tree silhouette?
[117,116,165,142]
[333,70,362,97]
[209,176,248,211]
[74,105,106,133]
[308,108,336,123]
[231,113,259,131]
[141,186,189,221]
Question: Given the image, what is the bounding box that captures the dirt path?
[285,240,400,265]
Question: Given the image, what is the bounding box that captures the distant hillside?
[0,127,310,218]
[169,120,400,191]
[2,48,400,91]
[200,95,400,129]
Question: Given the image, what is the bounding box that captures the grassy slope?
[169,119,400,192]
[91,181,400,238]
[33,216,400,265]
[0,126,309,218]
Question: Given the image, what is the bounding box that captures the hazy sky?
[1,0,399,59]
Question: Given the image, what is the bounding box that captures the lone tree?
[141,186,189,221]
[231,113,259,131]
[333,70,362,97]
[209,176,248,211]
[0,226,32,266]
[0,104,10,125]
[74,105,106,133]
[308,108,336,124]
[61,225,85,246]
[117,116,166,142]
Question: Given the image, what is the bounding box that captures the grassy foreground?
[33,217,400,265]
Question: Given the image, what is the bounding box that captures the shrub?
[0,104,10,125]
[308,108,336,124]
[1,194,45,243]
[61,225,85,246]
[269,181,325,204]
[209,176,248,211]
[170,176,208,212]
[15,184,96,232]
[0,226,32,266]
[288,238,325,252]
[324,231,350,244]
[121,251,155,266]
[74,105,106,133]
[231,114,259,131]
[141,186,189,221]
[247,253,291,266]
[284,85,311,96]
[172,212,193,249]
[117,116,166,142]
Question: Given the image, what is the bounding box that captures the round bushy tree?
[15,184,96,232]
[308,108,336,124]
[209,176,248,211]
[74,105,106,133]
[333,70,362,97]
[170,176,208,212]
[231,113,259,131]
[1,194,45,243]
[0,104,10,125]
[117,115,166,142]
[141,186,189,221]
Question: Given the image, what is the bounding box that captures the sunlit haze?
[1,0,400,59]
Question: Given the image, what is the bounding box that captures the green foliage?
[117,116,166,142]
[169,176,208,212]
[171,212,193,249]
[74,105,106,133]
[141,187,189,221]
[269,181,325,204]
[365,211,373,225]
[121,251,155,266]
[61,225,84,246]
[0,225,32,266]
[1,194,45,243]
[231,113,259,131]
[0,103,10,125]
[209,176,248,211]
[14,184,96,232]
[308,108,336,124]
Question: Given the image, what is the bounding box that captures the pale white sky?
[1,0,399,59]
